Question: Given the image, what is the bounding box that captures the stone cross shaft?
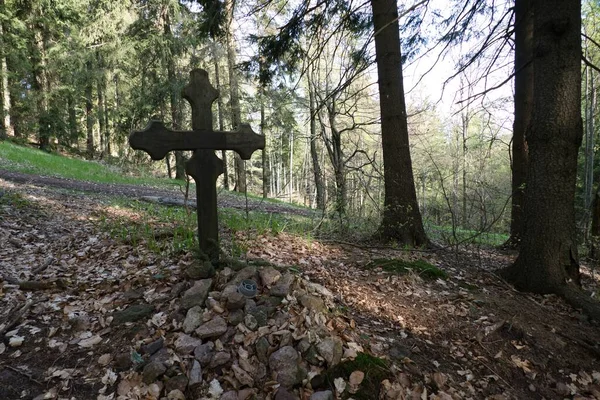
[129,69,265,262]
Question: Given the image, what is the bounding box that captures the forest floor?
[1,171,600,400]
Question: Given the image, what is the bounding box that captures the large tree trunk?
[32,19,50,151]
[506,0,533,247]
[500,0,600,320]
[370,0,428,247]
[0,0,11,139]
[224,0,246,192]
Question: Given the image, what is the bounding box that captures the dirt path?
[0,169,317,217]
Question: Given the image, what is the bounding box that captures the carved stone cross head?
[129,68,265,263]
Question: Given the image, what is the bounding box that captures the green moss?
[319,353,392,400]
[0,191,32,209]
[364,258,448,280]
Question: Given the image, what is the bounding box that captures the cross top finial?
[182,69,219,130]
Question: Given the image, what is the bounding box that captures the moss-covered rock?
[312,353,392,400]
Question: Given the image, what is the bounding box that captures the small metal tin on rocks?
[238,279,258,298]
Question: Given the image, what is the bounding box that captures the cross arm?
[129,121,265,160]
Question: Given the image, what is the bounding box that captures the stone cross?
[129,69,265,263]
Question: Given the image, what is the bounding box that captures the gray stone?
[141,337,164,356]
[171,282,188,298]
[112,304,154,324]
[310,390,334,400]
[167,389,186,400]
[233,266,257,284]
[181,279,213,309]
[269,346,302,388]
[194,341,215,366]
[247,305,270,327]
[296,338,311,354]
[263,296,283,308]
[316,337,343,367]
[222,285,246,310]
[228,309,244,326]
[195,316,228,339]
[183,306,204,333]
[210,351,231,368]
[255,336,270,364]
[244,314,258,331]
[220,391,238,400]
[150,347,171,364]
[275,387,299,400]
[304,345,321,366]
[270,273,295,297]
[188,360,203,387]
[142,361,166,384]
[307,282,334,299]
[186,261,215,279]
[114,352,132,371]
[165,374,188,393]
[299,294,327,313]
[259,266,281,287]
[175,334,202,354]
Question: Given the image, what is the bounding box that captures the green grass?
[96,198,324,256]
[96,199,198,255]
[364,258,448,280]
[425,223,509,247]
[0,141,181,188]
[0,190,34,210]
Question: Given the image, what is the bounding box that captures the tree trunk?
[584,64,595,238]
[32,20,50,151]
[97,56,106,157]
[500,0,600,319]
[260,82,268,198]
[506,0,533,247]
[0,0,11,139]
[163,11,186,180]
[7,56,20,138]
[67,94,78,144]
[308,70,325,210]
[224,0,246,192]
[370,0,428,247]
[213,50,229,189]
[85,60,95,158]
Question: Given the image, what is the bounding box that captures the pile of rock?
[114,264,367,400]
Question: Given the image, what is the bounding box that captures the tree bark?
[164,10,185,180]
[0,0,11,139]
[308,70,325,210]
[502,0,588,308]
[224,0,246,192]
[85,60,95,158]
[506,0,533,247]
[370,0,428,247]
[32,18,50,151]
[260,82,268,198]
[97,54,106,157]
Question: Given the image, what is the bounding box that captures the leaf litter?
[1,177,600,399]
